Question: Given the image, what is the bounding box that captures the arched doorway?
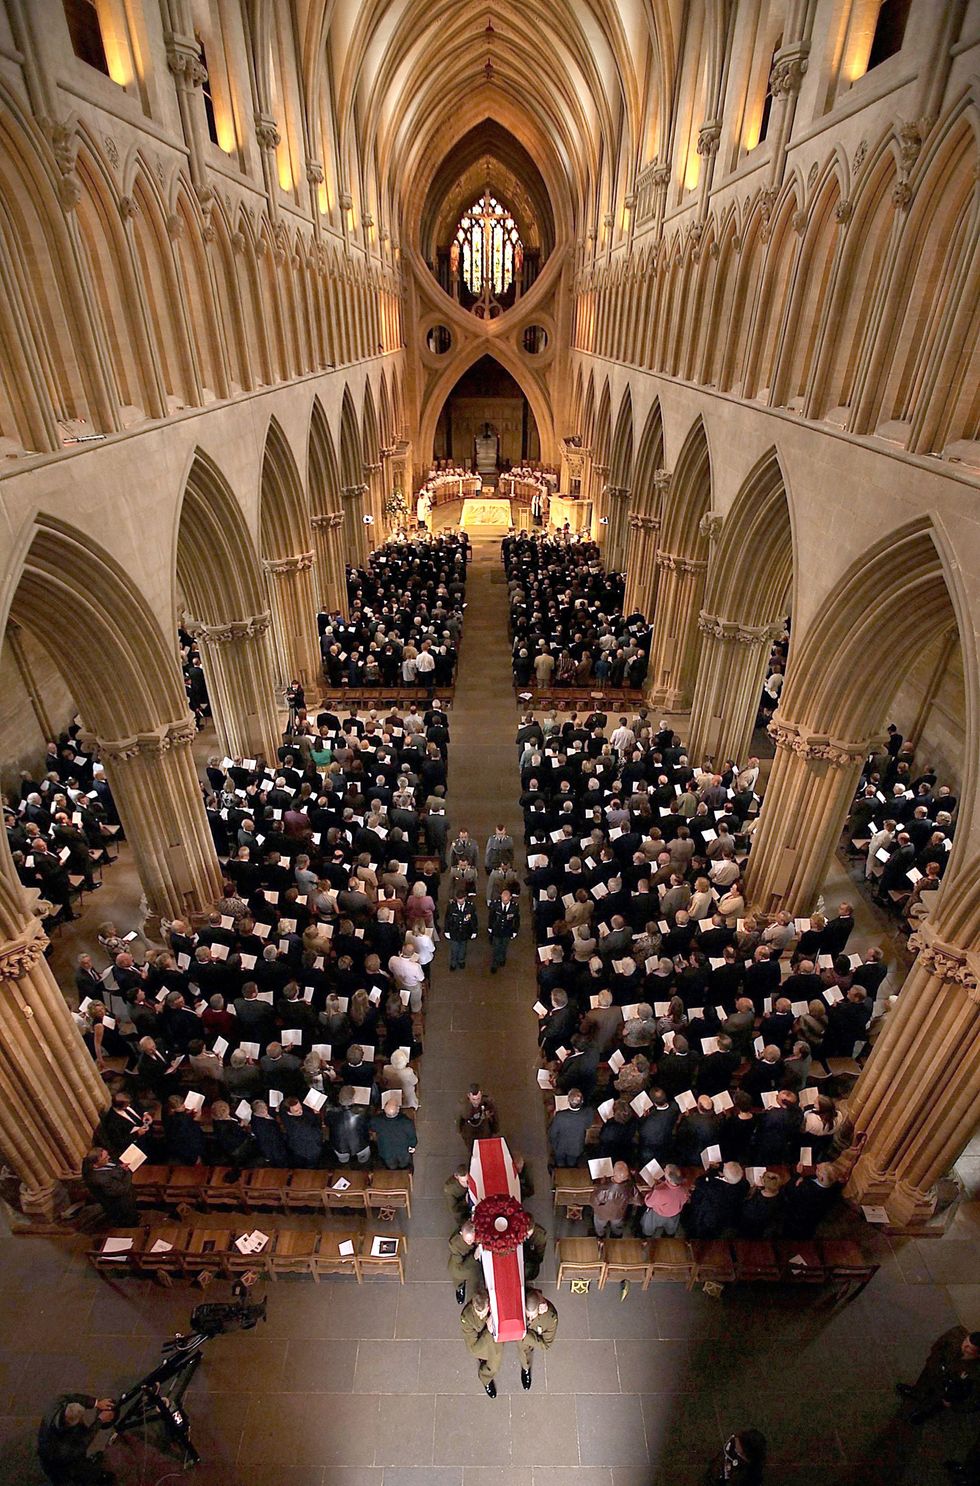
[432,354,541,482]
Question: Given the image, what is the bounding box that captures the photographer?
[38,1395,117,1484]
[705,1430,767,1485]
[896,1325,980,1424]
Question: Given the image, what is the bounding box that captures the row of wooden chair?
[90,1221,406,1283]
[556,1236,878,1296]
[514,687,647,711]
[132,1164,412,1216]
[317,687,454,708]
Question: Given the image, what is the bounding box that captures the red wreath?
[473,1193,534,1254]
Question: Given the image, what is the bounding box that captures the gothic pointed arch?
[259,414,310,560]
[416,342,555,465]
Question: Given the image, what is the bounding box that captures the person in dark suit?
[488,888,520,972]
[82,1147,139,1226]
[37,1392,118,1485]
[280,1098,324,1167]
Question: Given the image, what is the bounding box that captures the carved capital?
[656,551,707,576]
[98,718,197,764]
[696,122,721,157]
[769,49,808,97]
[896,120,925,173]
[792,209,808,236]
[835,199,854,226]
[0,917,50,983]
[698,611,785,646]
[698,511,723,543]
[263,551,315,576]
[183,611,272,644]
[653,468,671,495]
[606,485,631,501]
[908,923,979,1000]
[118,195,140,223]
[767,719,869,768]
[167,39,207,87]
[255,116,281,152]
[306,159,324,186]
[49,118,79,177]
[311,512,345,532]
[57,173,82,212]
[628,514,661,533]
[166,213,183,241]
[339,190,354,212]
[341,484,369,500]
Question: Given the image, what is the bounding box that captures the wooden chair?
[184,1225,234,1277]
[137,1224,191,1277]
[131,1164,170,1207]
[647,1237,693,1283]
[733,1240,781,1283]
[203,1167,245,1209]
[819,1240,879,1299]
[225,1227,274,1279]
[553,1167,593,1213]
[284,1170,334,1210]
[556,1237,605,1289]
[90,1229,146,1273]
[688,1241,736,1290]
[322,1169,371,1212]
[777,1241,827,1284]
[163,1165,212,1208]
[357,1231,406,1283]
[313,1230,363,1282]
[367,1169,412,1218]
[600,1238,652,1291]
[242,1168,289,1211]
[269,1229,319,1280]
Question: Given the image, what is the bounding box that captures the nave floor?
[3,538,980,1486]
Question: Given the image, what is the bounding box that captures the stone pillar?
[0,876,108,1216]
[646,553,708,710]
[311,511,348,616]
[623,514,661,618]
[363,461,384,530]
[591,463,609,542]
[604,486,632,572]
[688,613,785,766]
[341,484,370,565]
[6,619,55,741]
[98,719,223,921]
[262,551,321,693]
[846,922,980,1225]
[745,718,870,914]
[183,612,279,764]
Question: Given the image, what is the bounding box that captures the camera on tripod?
[187,1295,267,1338]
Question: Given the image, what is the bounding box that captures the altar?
[549,495,592,534]
[461,496,512,531]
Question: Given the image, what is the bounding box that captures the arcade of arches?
[0,0,979,1472]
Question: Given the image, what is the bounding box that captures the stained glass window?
[454,191,523,296]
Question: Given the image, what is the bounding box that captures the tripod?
[110,1296,266,1468]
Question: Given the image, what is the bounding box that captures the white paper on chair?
[861,1205,890,1225]
[371,1236,399,1257]
[332,1176,351,1191]
[119,1144,146,1172]
[150,1239,173,1254]
[588,1157,614,1180]
[101,1237,133,1256]
[338,1239,356,1256]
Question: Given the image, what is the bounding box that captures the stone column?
[646,553,709,710]
[623,514,661,617]
[262,551,321,692]
[341,484,370,565]
[0,879,108,1218]
[591,463,609,542]
[604,486,632,572]
[846,922,980,1225]
[183,611,279,764]
[311,511,348,616]
[744,718,870,914]
[688,613,785,766]
[363,461,384,530]
[97,719,223,921]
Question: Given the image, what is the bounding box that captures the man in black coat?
[82,1147,139,1226]
[683,1162,747,1238]
[325,1087,372,1164]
